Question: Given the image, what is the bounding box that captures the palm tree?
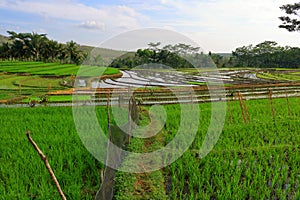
[58,43,67,64]
[28,32,48,61]
[5,31,86,64]
[7,31,31,60]
[66,40,85,65]
[66,40,79,64]
[49,40,59,62]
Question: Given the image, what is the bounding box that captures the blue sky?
[0,0,299,52]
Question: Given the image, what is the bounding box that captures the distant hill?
[0,34,10,44]
[79,45,129,65]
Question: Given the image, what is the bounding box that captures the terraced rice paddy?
[92,68,300,89]
[0,61,300,199]
[0,61,119,76]
[0,61,120,101]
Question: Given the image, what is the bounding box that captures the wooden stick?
[228,98,233,124]
[268,90,276,119]
[237,92,250,124]
[107,92,111,130]
[26,131,67,200]
[285,89,291,116]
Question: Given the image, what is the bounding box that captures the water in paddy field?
[92,70,196,88]
[88,69,276,89]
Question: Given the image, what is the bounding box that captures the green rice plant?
[0,61,120,76]
[0,106,111,199]
[114,97,300,199]
[163,97,300,199]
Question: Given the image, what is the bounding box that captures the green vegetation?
[109,41,300,69]
[232,41,300,68]
[114,97,300,199]
[0,31,86,65]
[166,98,300,199]
[0,106,110,199]
[279,2,300,32]
[257,72,300,81]
[0,61,119,76]
[1,94,299,199]
[21,95,91,103]
[0,61,120,101]
[187,81,233,86]
[109,42,214,69]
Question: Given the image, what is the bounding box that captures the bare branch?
[25,131,67,200]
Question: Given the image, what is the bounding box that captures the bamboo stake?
[237,92,250,124]
[228,98,233,124]
[268,89,276,119]
[242,94,250,123]
[238,93,247,123]
[25,131,66,200]
[285,89,291,116]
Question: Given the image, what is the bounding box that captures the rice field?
[0,96,299,199]
[114,97,300,199]
[0,106,109,199]
[1,61,300,199]
[0,61,119,76]
[257,72,300,81]
[0,61,120,101]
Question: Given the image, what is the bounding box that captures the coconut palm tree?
[28,32,48,61]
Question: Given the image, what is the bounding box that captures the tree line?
[231,41,300,68]
[1,33,299,69]
[110,42,215,69]
[110,41,300,69]
[0,31,87,65]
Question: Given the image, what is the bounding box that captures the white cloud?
[147,0,300,52]
[78,21,105,30]
[0,0,147,31]
[1,0,299,52]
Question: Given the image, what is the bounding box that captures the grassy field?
[0,106,109,199]
[114,97,300,199]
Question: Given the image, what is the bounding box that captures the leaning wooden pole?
[25,131,67,200]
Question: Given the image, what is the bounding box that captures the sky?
[0,0,299,52]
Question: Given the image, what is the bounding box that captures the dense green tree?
[28,32,48,61]
[0,31,86,65]
[110,43,207,69]
[232,41,300,68]
[0,42,11,59]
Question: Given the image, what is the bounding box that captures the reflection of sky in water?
[90,69,249,88]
